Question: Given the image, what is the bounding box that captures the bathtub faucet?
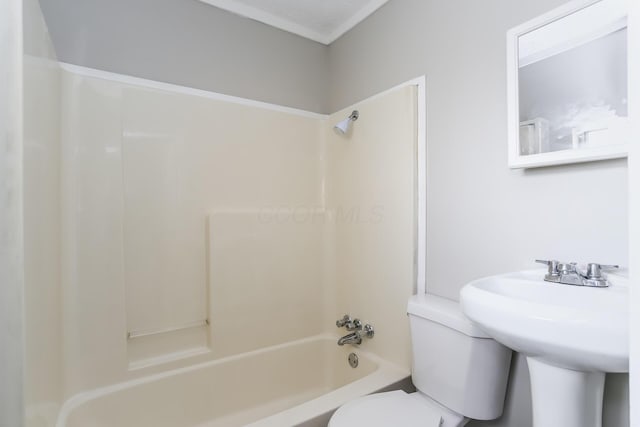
[337,324,374,346]
[338,331,362,346]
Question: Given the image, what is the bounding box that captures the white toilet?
[329,294,512,427]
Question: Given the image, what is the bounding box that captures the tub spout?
[337,331,362,346]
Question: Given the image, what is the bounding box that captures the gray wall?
[328,1,628,426]
[37,0,330,113]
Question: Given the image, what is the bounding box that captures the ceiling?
[198,0,389,45]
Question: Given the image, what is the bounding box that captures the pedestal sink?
[460,269,628,427]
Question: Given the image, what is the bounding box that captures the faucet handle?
[363,324,375,338]
[336,314,352,328]
[345,318,362,331]
[535,259,560,276]
[586,263,619,279]
[558,262,577,275]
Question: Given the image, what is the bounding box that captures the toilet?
[329,294,512,427]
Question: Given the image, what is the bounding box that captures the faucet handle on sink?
[535,259,560,277]
[585,263,619,279]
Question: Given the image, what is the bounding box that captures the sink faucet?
[535,260,618,287]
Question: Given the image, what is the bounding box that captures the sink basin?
[460,269,629,427]
[460,269,628,372]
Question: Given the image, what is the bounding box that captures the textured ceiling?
[199,0,388,44]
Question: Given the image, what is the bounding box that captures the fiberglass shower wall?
[324,85,418,370]
[42,60,421,405]
[58,70,327,395]
[23,0,63,424]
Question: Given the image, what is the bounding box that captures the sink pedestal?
[460,270,628,427]
[527,358,605,427]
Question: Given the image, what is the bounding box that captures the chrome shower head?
[334,110,359,134]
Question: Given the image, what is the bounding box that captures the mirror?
[507,0,629,168]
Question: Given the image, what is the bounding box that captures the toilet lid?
[329,391,443,427]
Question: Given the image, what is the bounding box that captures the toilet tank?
[407,294,512,421]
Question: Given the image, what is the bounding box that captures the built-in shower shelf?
[128,346,212,371]
[127,318,210,340]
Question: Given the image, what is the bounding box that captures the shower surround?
[23,2,419,422]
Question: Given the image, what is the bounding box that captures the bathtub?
[57,334,410,427]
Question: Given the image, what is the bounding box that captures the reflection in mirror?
[517,0,627,157]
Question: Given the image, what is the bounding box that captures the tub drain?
[348,352,359,368]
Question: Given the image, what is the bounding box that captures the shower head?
[334,110,359,134]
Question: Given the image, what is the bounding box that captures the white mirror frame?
[507,0,630,169]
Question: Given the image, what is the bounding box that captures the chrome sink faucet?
[535,260,619,288]
[335,314,375,346]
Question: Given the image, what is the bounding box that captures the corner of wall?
[22,0,64,424]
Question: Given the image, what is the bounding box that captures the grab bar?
[127,318,210,340]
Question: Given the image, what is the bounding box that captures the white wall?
[22,0,63,424]
[0,0,24,425]
[328,1,629,426]
[37,0,330,113]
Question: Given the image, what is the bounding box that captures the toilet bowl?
[329,390,467,427]
[329,294,512,426]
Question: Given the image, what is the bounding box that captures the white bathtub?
[57,335,410,427]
